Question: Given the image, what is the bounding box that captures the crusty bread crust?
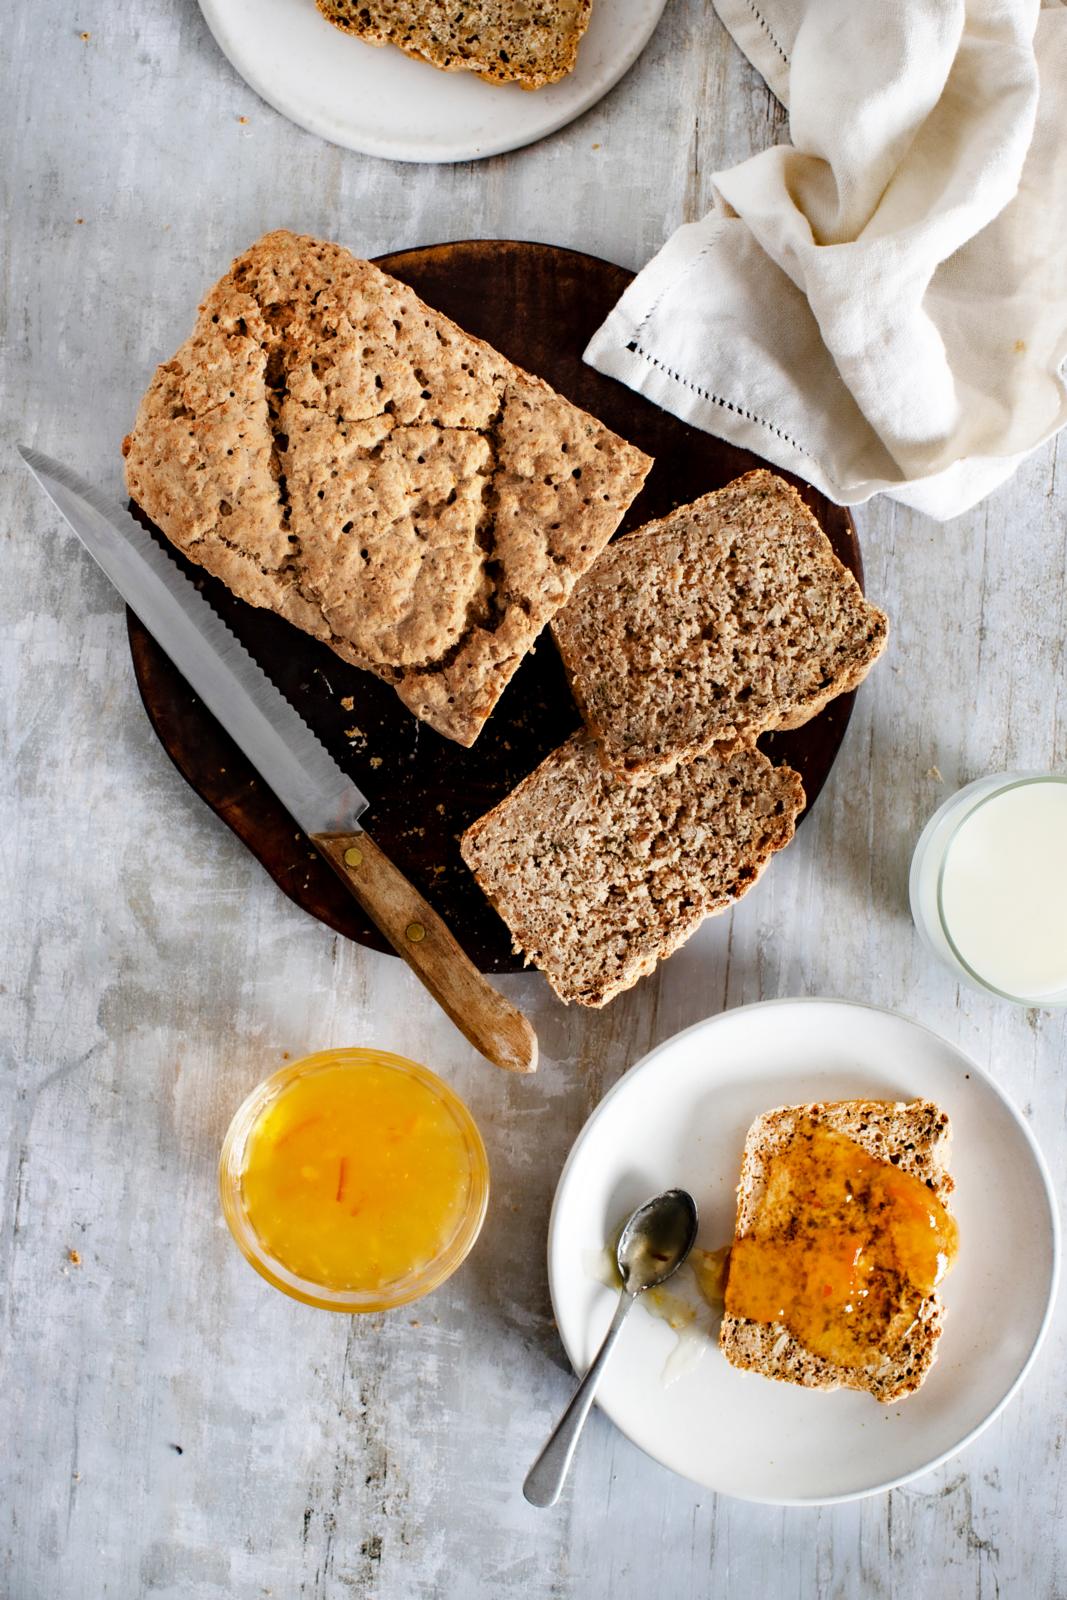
[551,471,888,778]
[123,230,651,747]
[720,1099,955,1404]
[460,735,804,1005]
[315,0,593,90]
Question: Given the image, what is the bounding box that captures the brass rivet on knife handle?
[311,830,537,1076]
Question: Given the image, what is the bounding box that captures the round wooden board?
[128,240,862,974]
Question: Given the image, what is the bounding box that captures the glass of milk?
[910,774,1067,1005]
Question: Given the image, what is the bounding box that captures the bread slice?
[315,0,593,90]
[551,471,888,778]
[460,735,804,1006]
[122,230,651,747]
[720,1099,955,1404]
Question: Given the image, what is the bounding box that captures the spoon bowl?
[617,1187,699,1294]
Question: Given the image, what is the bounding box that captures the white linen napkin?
[586,0,1067,520]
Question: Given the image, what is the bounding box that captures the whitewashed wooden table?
[3,4,1065,1596]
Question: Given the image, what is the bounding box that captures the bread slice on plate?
[122,230,651,747]
[720,1099,957,1403]
[460,735,804,1006]
[315,0,594,90]
[551,470,888,778]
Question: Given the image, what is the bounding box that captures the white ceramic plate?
[548,999,1060,1505]
[198,0,669,163]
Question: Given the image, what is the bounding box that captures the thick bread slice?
[315,0,593,90]
[460,736,804,1006]
[720,1099,955,1404]
[122,230,651,747]
[551,471,888,777]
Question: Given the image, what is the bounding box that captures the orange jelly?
[724,1119,958,1368]
[220,1049,489,1311]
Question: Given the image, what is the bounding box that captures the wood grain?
[127,240,861,972]
[312,829,537,1072]
[2,3,1066,1598]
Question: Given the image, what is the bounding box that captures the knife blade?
[19,446,537,1074]
[19,446,367,840]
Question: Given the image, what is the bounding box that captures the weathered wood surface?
[2,3,1065,1597]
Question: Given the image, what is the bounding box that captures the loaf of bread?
[720,1099,956,1404]
[122,230,651,747]
[315,0,594,90]
[460,735,804,1005]
[552,470,888,777]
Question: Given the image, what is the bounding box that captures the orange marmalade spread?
[240,1057,473,1294]
[724,1119,958,1369]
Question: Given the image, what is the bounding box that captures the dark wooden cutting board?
[127,240,861,973]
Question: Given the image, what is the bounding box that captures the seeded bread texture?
[720,1099,954,1404]
[122,230,651,746]
[315,0,593,90]
[551,470,888,777]
[460,736,804,1006]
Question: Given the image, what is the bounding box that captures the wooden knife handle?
[311,830,537,1076]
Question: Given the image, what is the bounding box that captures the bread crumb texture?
[316,0,593,89]
[552,470,888,777]
[123,230,651,745]
[720,1098,954,1404]
[460,736,804,1005]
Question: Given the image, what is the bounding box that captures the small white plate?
[547,999,1060,1505]
[198,0,669,163]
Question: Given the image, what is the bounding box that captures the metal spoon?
[523,1187,699,1508]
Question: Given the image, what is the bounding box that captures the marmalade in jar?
[220,1049,489,1311]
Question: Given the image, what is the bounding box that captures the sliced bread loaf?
[316,0,593,90]
[123,230,651,748]
[460,736,804,1006]
[720,1099,956,1404]
[551,470,888,777]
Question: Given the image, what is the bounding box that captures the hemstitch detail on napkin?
[745,2,790,66]
[632,238,720,346]
[625,340,811,460]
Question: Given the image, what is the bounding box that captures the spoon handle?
[523,1290,636,1508]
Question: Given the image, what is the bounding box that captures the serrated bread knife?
[19,447,537,1075]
